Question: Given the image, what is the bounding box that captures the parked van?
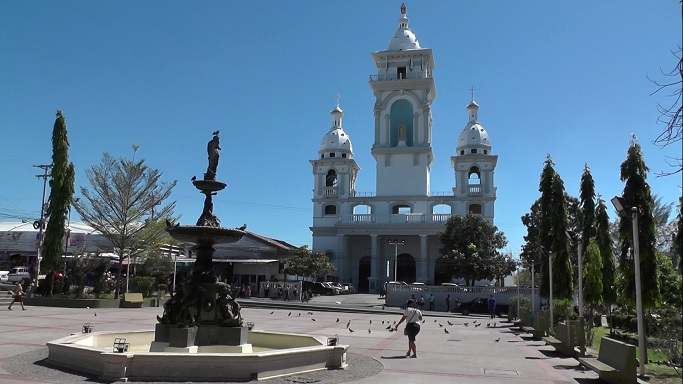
[8,267,30,283]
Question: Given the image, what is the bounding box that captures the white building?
[310,5,498,293]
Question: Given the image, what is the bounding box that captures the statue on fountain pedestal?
[205,131,221,181]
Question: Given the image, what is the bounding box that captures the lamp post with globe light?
[388,239,405,282]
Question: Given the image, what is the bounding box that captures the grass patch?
[590,326,681,383]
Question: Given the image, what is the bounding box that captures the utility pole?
[34,164,52,290]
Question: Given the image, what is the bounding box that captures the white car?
[7,267,30,283]
[0,271,9,283]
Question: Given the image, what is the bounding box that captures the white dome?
[387,7,420,51]
[456,100,491,155]
[319,128,353,154]
[318,105,353,158]
[456,123,490,153]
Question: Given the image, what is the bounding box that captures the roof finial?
[401,3,406,15]
[469,86,476,101]
[336,93,341,108]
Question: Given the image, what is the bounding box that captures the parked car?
[7,267,30,283]
[458,297,509,317]
[0,271,9,283]
[341,283,355,294]
[305,282,340,295]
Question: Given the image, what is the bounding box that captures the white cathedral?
[310,5,498,293]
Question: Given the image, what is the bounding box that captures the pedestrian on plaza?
[417,295,425,310]
[245,284,251,298]
[396,298,422,358]
[428,294,435,311]
[264,282,270,299]
[488,294,497,319]
[8,281,26,310]
[445,294,452,312]
[284,285,290,301]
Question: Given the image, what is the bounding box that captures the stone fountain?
[155,130,250,352]
[45,132,348,382]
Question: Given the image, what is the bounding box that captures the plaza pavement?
[0,293,604,384]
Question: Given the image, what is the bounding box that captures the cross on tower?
[336,93,341,107]
[469,86,476,101]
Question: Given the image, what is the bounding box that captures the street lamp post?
[548,249,554,332]
[388,239,405,282]
[612,196,646,377]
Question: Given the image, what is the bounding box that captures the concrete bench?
[542,321,579,357]
[578,337,637,384]
[120,293,144,308]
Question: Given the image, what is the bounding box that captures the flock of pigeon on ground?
[267,310,502,342]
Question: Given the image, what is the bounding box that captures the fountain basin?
[47,329,348,382]
[166,225,245,244]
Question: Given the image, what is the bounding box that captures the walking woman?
[396,298,422,358]
[8,281,26,310]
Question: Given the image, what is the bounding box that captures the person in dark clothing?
[488,295,497,319]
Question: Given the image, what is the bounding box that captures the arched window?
[326,170,337,187]
[392,204,411,214]
[324,205,337,215]
[468,166,480,185]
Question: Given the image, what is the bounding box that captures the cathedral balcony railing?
[369,72,429,82]
[324,187,338,197]
[352,191,376,197]
[340,213,455,224]
[468,185,482,196]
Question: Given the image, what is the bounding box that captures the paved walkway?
[0,294,601,383]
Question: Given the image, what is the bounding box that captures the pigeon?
[348,328,355,333]
[464,322,469,327]
[439,323,443,327]
[386,325,392,330]
[495,338,501,342]
[472,320,478,324]
[369,320,372,324]
[382,321,384,325]
[94,312,97,317]
[346,320,351,328]
[434,319,437,323]
[308,312,314,315]
[238,223,247,231]
[444,328,449,334]
[393,320,396,325]
[298,313,301,316]
[336,318,340,322]
[447,321,453,326]
[475,323,481,328]
[312,318,316,321]
[368,329,371,334]
[288,312,291,316]
[487,323,490,327]
[191,176,197,181]
[422,319,426,323]
[270,311,274,315]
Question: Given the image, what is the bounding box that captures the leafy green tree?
[595,196,617,305]
[618,138,660,308]
[437,214,508,286]
[537,155,556,298]
[550,173,573,300]
[579,164,596,251]
[74,149,177,299]
[656,250,682,308]
[583,239,604,305]
[284,245,335,278]
[42,110,76,278]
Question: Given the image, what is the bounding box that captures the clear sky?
[1,1,681,257]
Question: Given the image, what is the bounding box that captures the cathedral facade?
[310,5,498,293]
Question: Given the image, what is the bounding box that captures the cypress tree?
[595,196,617,305]
[42,110,75,276]
[550,173,573,299]
[618,138,660,308]
[538,155,556,298]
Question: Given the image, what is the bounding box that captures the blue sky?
[1,1,680,257]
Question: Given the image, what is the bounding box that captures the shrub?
[130,276,155,297]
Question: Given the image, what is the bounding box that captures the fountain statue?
[158,130,248,348]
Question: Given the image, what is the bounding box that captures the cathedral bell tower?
[311,101,359,224]
[451,95,497,221]
[369,4,436,197]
